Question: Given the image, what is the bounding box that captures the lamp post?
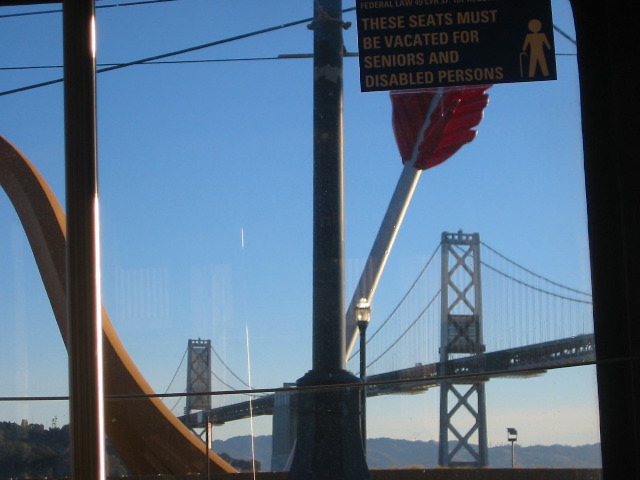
[206,415,211,480]
[507,428,518,468]
[356,298,371,453]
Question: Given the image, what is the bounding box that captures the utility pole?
[287,1,369,479]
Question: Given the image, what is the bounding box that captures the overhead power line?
[0,55,322,71]
[0,52,362,71]
[553,24,577,45]
[0,0,180,19]
[0,7,357,97]
[0,6,577,98]
[1,50,581,73]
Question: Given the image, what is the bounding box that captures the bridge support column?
[186,339,212,420]
[438,232,489,467]
[439,381,488,466]
[271,383,298,471]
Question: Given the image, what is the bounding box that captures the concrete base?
[286,369,369,480]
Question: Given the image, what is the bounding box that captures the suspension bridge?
[173,231,595,469]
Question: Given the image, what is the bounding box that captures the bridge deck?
[180,333,595,426]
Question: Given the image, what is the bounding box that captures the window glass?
[0,7,69,476]
[0,0,599,475]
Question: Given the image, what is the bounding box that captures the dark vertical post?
[511,441,515,468]
[574,3,640,479]
[63,1,105,479]
[310,0,344,375]
[358,321,368,454]
[287,1,369,478]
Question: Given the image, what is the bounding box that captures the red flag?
[391,86,491,170]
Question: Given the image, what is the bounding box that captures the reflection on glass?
[0,0,600,476]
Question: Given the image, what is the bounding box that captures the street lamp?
[507,427,518,468]
[206,414,211,480]
[356,298,371,453]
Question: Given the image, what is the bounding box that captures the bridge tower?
[438,231,489,467]
[185,339,212,426]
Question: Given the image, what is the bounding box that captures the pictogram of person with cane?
[521,19,551,77]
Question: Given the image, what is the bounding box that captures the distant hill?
[0,420,601,478]
[212,435,272,471]
[0,421,255,479]
[366,438,602,469]
[0,421,128,479]
[213,435,602,471]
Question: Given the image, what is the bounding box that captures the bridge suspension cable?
[367,289,440,369]
[481,261,592,305]
[209,343,253,390]
[354,242,440,355]
[209,365,244,393]
[168,389,187,414]
[480,241,592,298]
[164,340,264,417]
[349,236,594,376]
[477,241,593,351]
[348,242,443,374]
[208,344,267,401]
[164,345,188,395]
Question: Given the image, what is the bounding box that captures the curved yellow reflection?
[0,136,236,475]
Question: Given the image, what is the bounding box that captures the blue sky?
[0,0,599,449]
